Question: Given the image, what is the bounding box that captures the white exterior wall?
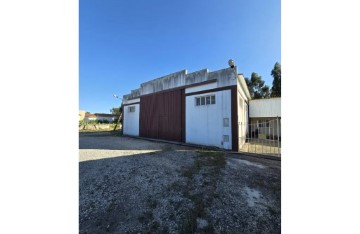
[237,82,249,126]
[123,98,140,105]
[123,104,140,136]
[97,116,117,122]
[84,117,96,121]
[185,82,217,93]
[84,116,117,122]
[237,81,250,148]
[249,98,281,118]
[237,91,247,147]
[185,90,232,150]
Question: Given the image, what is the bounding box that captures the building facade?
[122,67,251,151]
[79,110,86,121]
[249,97,281,138]
[84,113,118,122]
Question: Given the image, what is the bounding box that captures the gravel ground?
[79,131,281,233]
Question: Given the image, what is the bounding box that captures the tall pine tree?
[270,62,281,97]
[245,72,270,99]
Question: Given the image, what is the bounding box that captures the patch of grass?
[168,181,183,192]
[112,131,123,137]
[149,221,160,232]
[138,211,153,224]
[177,150,227,233]
[162,226,169,233]
[181,212,197,234]
[161,144,173,152]
[267,205,278,216]
[107,201,117,212]
[139,210,160,234]
[190,194,205,218]
[182,165,201,180]
[253,178,266,187]
[251,174,280,196]
[79,128,115,133]
[147,198,158,209]
[196,150,226,168]
[182,150,225,180]
[181,197,210,234]
[89,202,96,210]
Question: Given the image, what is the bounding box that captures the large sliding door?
[140,89,185,142]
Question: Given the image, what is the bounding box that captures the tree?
[245,72,271,99]
[270,62,281,97]
[110,106,123,130]
[110,107,121,115]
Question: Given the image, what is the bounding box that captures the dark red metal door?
[140,89,184,142]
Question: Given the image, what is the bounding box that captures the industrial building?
[121,65,252,151]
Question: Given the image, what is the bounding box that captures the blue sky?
[80,0,280,114]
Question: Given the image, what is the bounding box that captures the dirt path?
[79,132,281,233]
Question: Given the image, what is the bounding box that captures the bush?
[88,119,100,124]
[79,119,112,125]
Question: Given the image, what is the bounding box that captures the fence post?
[269,122,271,154]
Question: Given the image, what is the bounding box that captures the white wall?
[238,90,248,148]
[84,117,96,121]
[249,98,281,118]
[123,104,140,136]
[185,90,232,149]
[123,98,140,105]
[235,78,250,149]
[185,82,217,94]
[84,116,116,122]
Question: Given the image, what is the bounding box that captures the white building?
[249,97,281,138]
[122,66,251,151]
[84,113,118,123]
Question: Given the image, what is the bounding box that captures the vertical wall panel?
[181,89,186,142]
[123,104,140,136]
[140,89,183,142]
[185,89,232,149]
[231,86,239,151]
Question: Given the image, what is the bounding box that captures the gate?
[239,118,281,157]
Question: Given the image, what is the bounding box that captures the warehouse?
[121,66,251,151]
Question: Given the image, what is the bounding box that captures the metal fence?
[239,118,281,157]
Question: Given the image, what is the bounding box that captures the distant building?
[122,66,251,151]
[79,110,86,121]
[84,113,118,123]
[249,97,281,137]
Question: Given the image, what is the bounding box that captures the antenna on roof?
[228,59,237,79]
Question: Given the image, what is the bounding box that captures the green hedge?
[79,119,115,125]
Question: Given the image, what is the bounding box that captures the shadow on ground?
[79,132,281,233]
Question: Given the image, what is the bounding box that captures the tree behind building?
[245,72,271,99]
[270,62,281,97]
